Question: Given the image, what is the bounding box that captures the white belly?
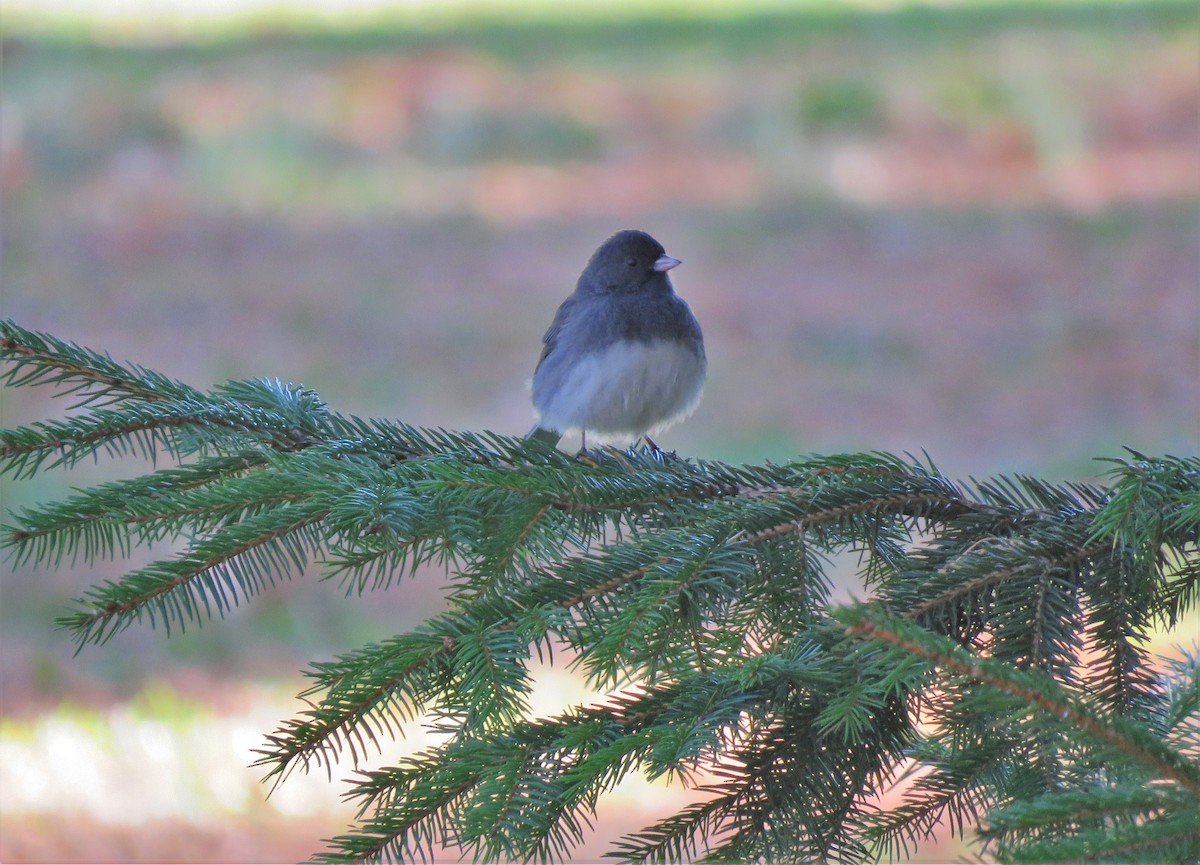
[535,339,705,442]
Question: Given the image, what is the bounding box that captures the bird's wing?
[535,294,577,372]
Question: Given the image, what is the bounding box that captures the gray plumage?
[527,230,706,448]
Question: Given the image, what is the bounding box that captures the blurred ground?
[1,1,1198,862]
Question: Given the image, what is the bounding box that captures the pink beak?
[653,255,681,272]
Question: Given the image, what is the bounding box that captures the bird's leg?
[574,430,594,462]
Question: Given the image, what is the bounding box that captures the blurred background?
[2,0,1198,861]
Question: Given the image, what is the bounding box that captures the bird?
[526,229,706,451]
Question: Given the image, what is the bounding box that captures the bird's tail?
[525,424,563,448]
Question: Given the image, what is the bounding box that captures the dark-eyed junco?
[526,230,706,450]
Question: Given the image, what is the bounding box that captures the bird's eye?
[626,257,638,267]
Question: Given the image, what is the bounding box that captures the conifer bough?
[2,317,1198,863]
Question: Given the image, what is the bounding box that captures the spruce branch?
[314,636,906,865]
[4,453,269,567]
[979,785,1190,836]
[1092,451,1200,627]
[862,735,1010,861]
[0,381,335,478]
[57,500,330,647]
[257,632,454,783]
[901,537,1109,625]
[1156,648,1200,749]
[1,318,202,406]
[3,320,1198,863]
[985,807,1200,864]
[838,606,1200,796]
[260,468,949,782]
